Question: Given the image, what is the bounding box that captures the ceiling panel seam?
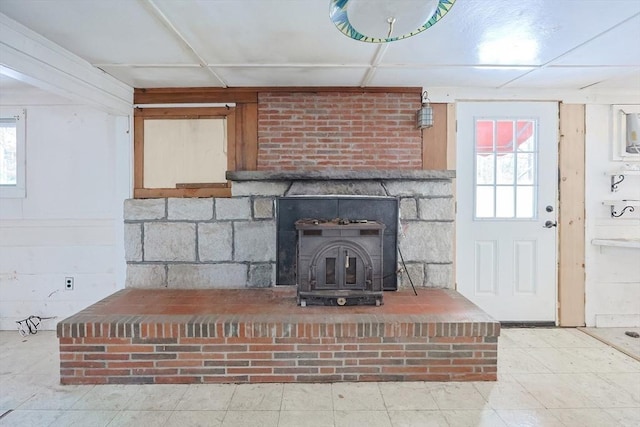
[139,0,228,87]
[499,12,640,89]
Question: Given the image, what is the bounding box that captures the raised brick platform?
[57,288,499,384]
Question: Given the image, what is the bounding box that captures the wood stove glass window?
[325,258,336,285]
[346,256,357,284]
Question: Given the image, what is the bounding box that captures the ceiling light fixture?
[417,91,433,129]
[329,0,456,43]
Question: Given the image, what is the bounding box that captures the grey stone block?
[144,222,196,261]
[286,181,387,196]
[126,264,166,288]
[216,197,251,220]
[253,197,274,219]
[234,221,276,262]
[398,262,424,289]
[248,263,274,288]
[231,181,290,197]
[124,223,143,262]
[399,198,418,220]
[426,264,453,288]
[167,264,248,289]
[418,197,454,221]
[399,222,453,263]
[168,198,213,220]
[124,199,165,220]
[383,180,452,197]
[198,222,233,261]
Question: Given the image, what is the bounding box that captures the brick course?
[257,92,422,170]
[58,289,499,385]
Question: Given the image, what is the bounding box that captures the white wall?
[585,104,640,327]
[0,99,130,330]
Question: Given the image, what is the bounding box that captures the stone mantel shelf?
[227,170,456,181]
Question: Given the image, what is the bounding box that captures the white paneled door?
[456,102,559,322]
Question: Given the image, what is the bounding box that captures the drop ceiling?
[0,0,639,91]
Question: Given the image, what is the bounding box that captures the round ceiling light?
[329,0,456,43]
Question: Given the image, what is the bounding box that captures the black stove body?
[295,218,385,307]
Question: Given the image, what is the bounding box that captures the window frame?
[0,107,26,198]
[133,107,236,198]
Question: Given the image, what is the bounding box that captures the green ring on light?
[329,0,456,43]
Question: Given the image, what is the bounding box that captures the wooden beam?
[558,103,586,327]
[133,86,422,104]
[134,187,231,198]
[235,103,258,171]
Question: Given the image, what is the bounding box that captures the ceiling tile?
[214,67,368,87]
[380,0,640,67]
[551,15,640,66]
[503,66,639,89]
[99,66,223,89]
[583,68,640,90]
[154,0,378,65]
[368,66,535,88]
[0,0,196,64]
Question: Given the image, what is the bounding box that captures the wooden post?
[558,103,586,326]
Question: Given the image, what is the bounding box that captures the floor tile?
[229,383,283,411]
[604,407,640,427]
[165,410,226,427]
[123,384,189,411]
[18,383,92,410]
[495,409,564,427]
[334,410,392,427]
[473,379,543,410]
[497,348,552,374]
[378,382,438,410]
[48,409,117,427]
[387,410,448,427]
[571,347,640,373]
[0,409,62,427]
[281,383,333,411]
[441,409,508,427]
[511,373,598,409]
[525,347,591,373]
[277,410,334,427]
[532,327,607,348]
[221,410,279,427]
[549,408,619,427]
[430,383,489,410]
[107,410,173,427]
[596,372,640,402]
[499,329,554,348]
[332,382,386,411]
[558,372,638,408]
[175,383,236,411]
[0,373,65,411]
[71,385,144,410]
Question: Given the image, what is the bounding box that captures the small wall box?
[612,104,640,161]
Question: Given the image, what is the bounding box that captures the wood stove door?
[314,245,366,290]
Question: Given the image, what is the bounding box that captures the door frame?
[441,102,585,326]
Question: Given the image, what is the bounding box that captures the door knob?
[543,220,557,228]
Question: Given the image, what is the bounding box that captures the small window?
[134,107,235,198]
[0,108,26,198]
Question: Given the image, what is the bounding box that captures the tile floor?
[1,328,639,427]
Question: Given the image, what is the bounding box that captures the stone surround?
[124,170,455,289]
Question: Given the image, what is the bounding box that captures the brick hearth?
[57,288,499,385]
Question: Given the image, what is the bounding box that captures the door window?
[475,119,537,219]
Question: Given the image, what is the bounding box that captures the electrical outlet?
[65,277,74,290]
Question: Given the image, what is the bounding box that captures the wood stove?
[295,218,385,307]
